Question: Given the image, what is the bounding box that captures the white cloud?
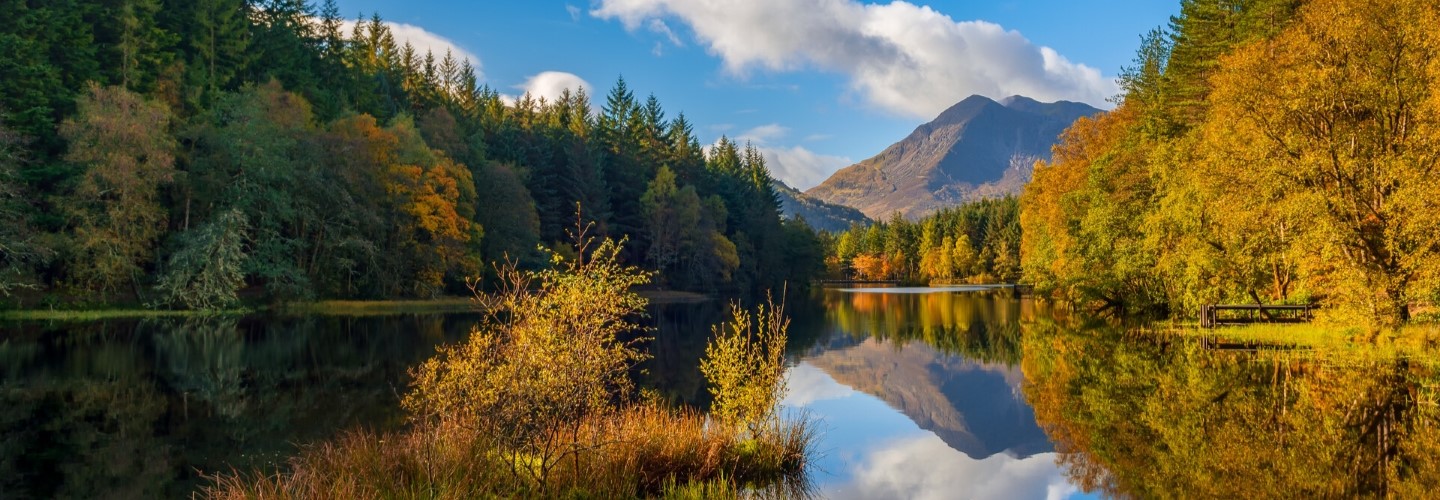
[782,363,857,407]
[731,123,852,190]
[566,4,582,22]
[764,145,852,190]
[500,71,592,106]
[591,0,1116,118]
[516,71,593,103]
[835,435,1078,500]
[736,123,789,144]
[721,123,849,189]
[648,18,684,46]
[341,20,481,76]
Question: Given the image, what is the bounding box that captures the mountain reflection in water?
[786,287,1073,499]
[5,286,1435,498]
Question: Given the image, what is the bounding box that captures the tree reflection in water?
[0,313,476,498]
[1022,318,1440,497]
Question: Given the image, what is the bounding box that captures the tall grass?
[204,403,813,499]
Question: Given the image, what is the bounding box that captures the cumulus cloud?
[591,0,1116,118]
[726,123,850,189]
[340,20,481,75]
[836,435,1078,500]
[566,4,583,22]
[764,146,852,190]
[517,71,594,102]
[782,363,857,407]
[500,71,594,106]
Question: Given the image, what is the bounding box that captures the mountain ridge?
[806,95,1100,219]
[773,180,871,232]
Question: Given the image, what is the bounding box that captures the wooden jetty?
[1199,303,1315,328]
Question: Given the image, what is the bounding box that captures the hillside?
[806,95,1099,219]
[773,181,870,232]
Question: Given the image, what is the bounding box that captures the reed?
[203,402,813,499]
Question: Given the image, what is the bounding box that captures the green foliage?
[701,295,790,436]
[0,120,49,295]
[155,208,248,310]
[828,197,1021,284]
[643,165,741,290]
[60,84,176,293]
[188,81,319,300]
[0,2,823,309]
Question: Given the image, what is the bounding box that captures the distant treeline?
[1020,0,1440,325]
[826,197,1021,284]
[0,0,825,308]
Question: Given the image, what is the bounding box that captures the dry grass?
[203,403,813,499]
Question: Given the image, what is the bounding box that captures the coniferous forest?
[0,0,826,308]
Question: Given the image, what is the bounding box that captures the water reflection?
[786,287,1063,498]
[8,288,1432,498]
[1023,318,1440,498]
[0,314,477,498]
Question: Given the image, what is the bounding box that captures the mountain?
[773,181,871,232]
[804,337,1051,460]
[806,95,1100,219]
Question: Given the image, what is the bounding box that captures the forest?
[0,0,825,309]
[1020,0,1440,326]
[826,197,1022,284]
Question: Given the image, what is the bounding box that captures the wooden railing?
[1199,304,1315,328]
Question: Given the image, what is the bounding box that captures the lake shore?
[0,289,713,321]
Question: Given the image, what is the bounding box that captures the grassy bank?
[1159,320,1440,366]
[204,403,812,499]
[276,298,477,316]
[0,307,250,321]
[0,289,713,321]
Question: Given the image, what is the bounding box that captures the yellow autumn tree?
[1021,105,1161,307]
[1205,0,1440,325]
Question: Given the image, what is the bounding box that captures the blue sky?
[330,0,1179,190]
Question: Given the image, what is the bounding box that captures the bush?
[701,293,791,436]
[403,224,651,490]
[206,224,813,498]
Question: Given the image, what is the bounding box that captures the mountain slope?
[804,337,1051,460]
[773,181,870,232]
[806,95,1099,219]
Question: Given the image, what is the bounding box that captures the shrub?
[701,293,790,436]
[403,222,652,490]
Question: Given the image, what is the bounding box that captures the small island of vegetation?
[207,226,812,498]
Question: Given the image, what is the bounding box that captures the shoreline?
[0,289,713,321]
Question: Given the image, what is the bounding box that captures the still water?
[2,287,1436,498]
